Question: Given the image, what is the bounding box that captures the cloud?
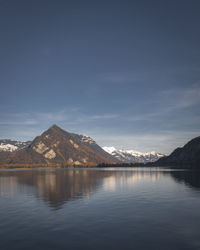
[0,109,119,132]
[159,84,200,110]
[76,114,119,123]
[0,110,68,126]
[123,85,200,123]
[0,85,199,153]
[102,72,143,84]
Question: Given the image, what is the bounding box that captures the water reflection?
[170,170,200,189]
[102,168,164,191]
[0,169,111,209]
[0,168,200,209]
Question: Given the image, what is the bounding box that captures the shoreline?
[0,162,146,169]
[0,163,199,170]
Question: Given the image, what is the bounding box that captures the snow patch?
[102,146,116,154]
[0,140,30,152]
[0,144,18,152]
[80,134,95,144]
[103,146,165,163]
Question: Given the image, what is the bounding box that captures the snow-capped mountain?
[0,139,31,152]
[103,146,165,163]
[72,134,96,145]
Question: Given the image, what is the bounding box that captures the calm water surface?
[0,167,200,250]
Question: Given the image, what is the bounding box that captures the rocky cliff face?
[0,125,119,165]
[156,136,200,168]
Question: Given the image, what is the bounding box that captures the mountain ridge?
[103,146,165,163]
[155,136,200,167]
[1,126,199,168]
[0,139,31,152]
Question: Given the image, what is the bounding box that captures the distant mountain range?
[0,139,31,152]
[0,137,164,164]
[0,125,118,165]
[103,147,165,163]
[0,125,199,168]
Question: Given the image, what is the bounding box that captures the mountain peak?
[49,124,61,130]
[46,124,66,134]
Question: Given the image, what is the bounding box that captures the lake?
[0,167,200,250]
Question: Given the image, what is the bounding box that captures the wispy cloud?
[0,85,199,153]
[102,72,143,84]
[75,114,119,123]
[160,84,200,110]
[123,84,200,122]
[0,109,119,129]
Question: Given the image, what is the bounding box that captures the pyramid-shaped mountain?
[2,125,119,165]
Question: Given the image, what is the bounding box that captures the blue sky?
[0,0,200,154]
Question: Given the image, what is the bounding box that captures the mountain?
[0,125,119,165]
[103,146,165,163]
[0,139,31,152]
[155,136,200,167]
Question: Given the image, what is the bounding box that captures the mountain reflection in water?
[0,169,110,209]
[170,170,200,189]
[0,168,200,209]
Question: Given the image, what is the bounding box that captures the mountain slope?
[103,146,165,163]
[155,136,200,167]
[0,125,119,165]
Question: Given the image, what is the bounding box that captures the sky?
[0,0,200,154]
